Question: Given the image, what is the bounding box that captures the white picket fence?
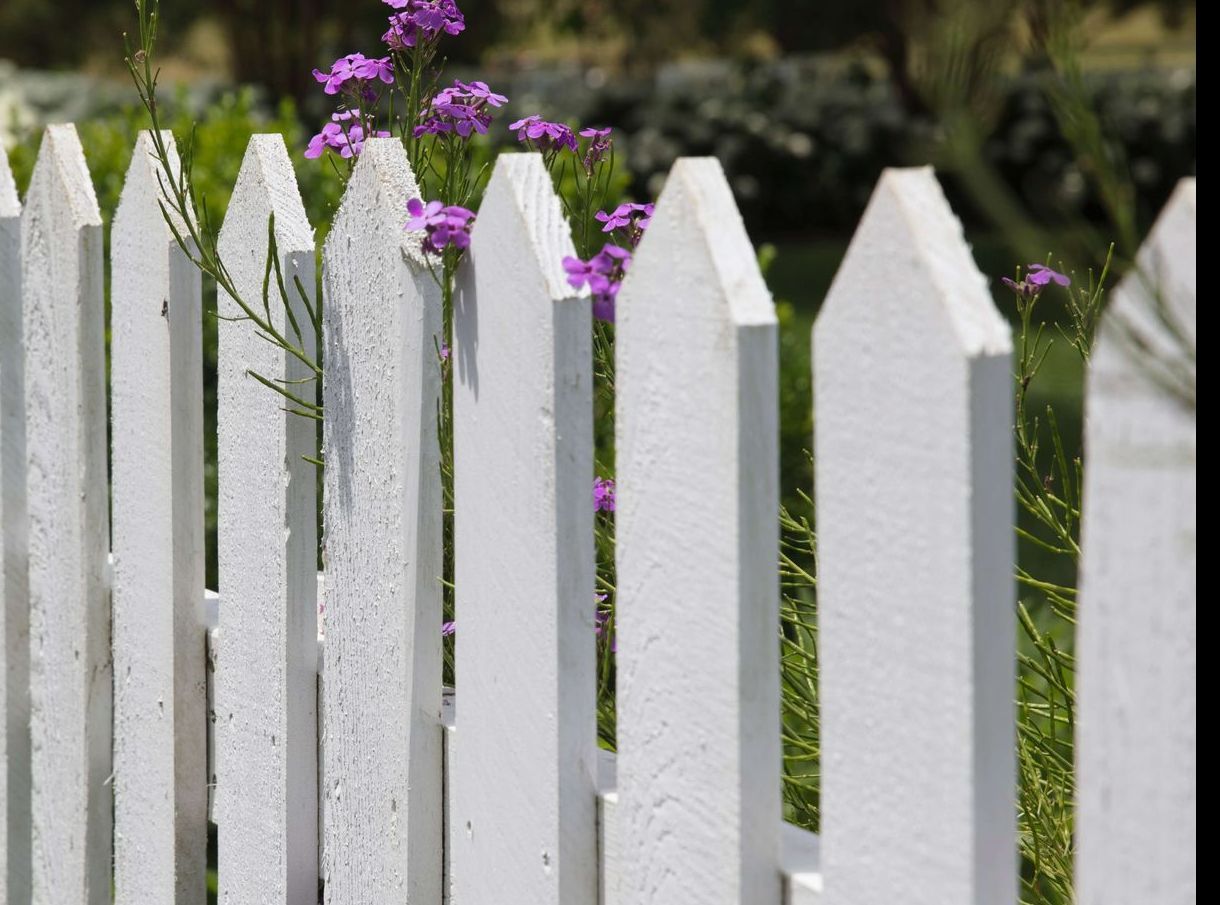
[0,124,1196,905]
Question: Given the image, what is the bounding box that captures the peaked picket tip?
[1096,175,1196,378]
[220,133,313,252]
[26,123,101,229]
[1164,175,1196,219]
[634,156,775,328]
[472,151,579,302]
[1121,175,1195,313]
[115,130,193,237]
[326,137,426,265]
[0,146,18,217]
[819,166,1010,359]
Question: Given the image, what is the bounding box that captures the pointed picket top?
[1,143,31,905]
[114,130,193,239]
[220,133,313,254]
[814,168,1015,905]
[615,157,781,905]
[327,136,424,260]
[450,151,597,904]
[24,124,101,230]
[483,152,578,299]
[819,166,1010,357]
[1088,177,1195,392]
[22,122,112,905]
[111,129,207,904]
[321,137,444,902]
[215,132,318,904]
[1077,179,1195,905]
[631,156,774,326]
[0,146,18,217]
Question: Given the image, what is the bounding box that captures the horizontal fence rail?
[0,127,1198,905]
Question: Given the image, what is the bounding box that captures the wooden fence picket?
[614,157,782,905]
[450,152,598,905]
[1077,179,1196,905]
[0,144,32,905]
[813,167,1015,905]
[215,134,318,904]
[320,137,445,901]
[110,131,208,904]
[21,124,112,905]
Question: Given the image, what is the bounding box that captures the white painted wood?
[216,134,318,905]
[206,589,220,826]
[20,124,111,905]
[593,745,818,905]
[451,152,597,905]
[614,157,781,905]
[1077,179,1196,905]
[110,130,208,904]
[207,576,323,833]
[780,825,822,905]
[441,690,454,905]
[813,167,1014,905]
[0,143,32,905]
[320,137,444,902]
[597,752,620,905]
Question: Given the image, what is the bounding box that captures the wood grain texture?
[215,134,318,905]
[1077,179,1195,905]
[21,124,111,905]
[614,157,782,905]
[321,137,444,902]
[450,152,597,905]
[0,143,32,905]
[813,167,1015,905]
[111,131,208,905]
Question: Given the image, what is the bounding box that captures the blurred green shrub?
[559,59,1196,237]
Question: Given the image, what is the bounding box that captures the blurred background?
[0,0,1197,591]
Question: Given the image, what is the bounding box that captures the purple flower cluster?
[596,202,654,248]
[1002,263,1071,299]
[406,198,477,255]
[593,477,617,512]
[382,0,466,51]
[564,244,633,323]
[312,53,395,97]
[305,109,391,160]
[509,115,578,154]
[508,118,615,172]
[415,79,509,139]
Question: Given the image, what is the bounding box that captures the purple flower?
[414,79,508,139]
[564,244,631,322]
[593,476,616,512]
[441,621,456,637]
[1026,263,1071,287]
[509,115,578,154]
[382,0,465,50]
[312,53,394,96]
[595,202,654,248]
[305,109,390,160]
[1000,263,1071,299]
[439,341,451,361]
[579,126,613,172]
[406,198,477,255]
